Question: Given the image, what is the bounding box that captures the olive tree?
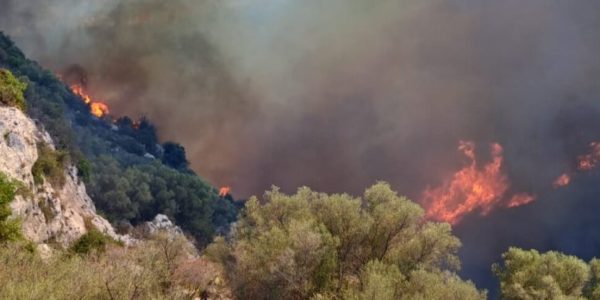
[207,182,485,299]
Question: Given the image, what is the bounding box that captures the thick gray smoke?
[3,0,600,293]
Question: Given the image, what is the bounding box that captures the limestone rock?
[0,106,119,247]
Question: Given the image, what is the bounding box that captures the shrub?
[0,172,22,242]
[76,158,91,183]
[0,68,27,111]
[0,233,227,299]
[69,228,115,255]
[31,143,67,187]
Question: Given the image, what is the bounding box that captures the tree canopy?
[493,247,600,299]
[207,182,485,299]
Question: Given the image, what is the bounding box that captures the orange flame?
[422,141,534,224]
[70,84,109,118]
[506,193,535,208]
[552,173,571,188]
[218,186,231,197]
[577,142,600,171]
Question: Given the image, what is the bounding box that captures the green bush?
[0,172,22,242]
[69,229,114,255]
[0,68,27,111]
[31,143,67,187]
[76,158,91,183]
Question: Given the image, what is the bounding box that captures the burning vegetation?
[69,83,109,118]
[218,186,231,197]
[552,142,600,189]
[552,173,571,189]
[421,141,534,225]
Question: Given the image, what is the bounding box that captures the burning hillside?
[5,0,600,295]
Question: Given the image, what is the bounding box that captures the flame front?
[422,141,534,224]
[219,186,231,197]
[70,84,109,117]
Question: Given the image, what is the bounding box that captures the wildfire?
[551,142,600,189]
[422,141,534,225]
[577,142,600,171]
[218,186,231,197]
[506,193,535,208]
[552,173,571,188]
[70,84,109,118]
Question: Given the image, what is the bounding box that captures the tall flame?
[219,186,231,197]
[70,84,109,118]
[422,141,534,224]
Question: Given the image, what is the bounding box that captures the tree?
[493,248,594,299]
[162,142,189,170]
[135,117,159,155]
[207,182,485,299]
[0,68,27,111]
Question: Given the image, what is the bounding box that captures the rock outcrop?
[140,214,185,237]
[0,106,118,246]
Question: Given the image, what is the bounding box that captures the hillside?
[0,106,117,246]
[0,32,240,246]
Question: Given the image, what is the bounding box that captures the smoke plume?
[3,0,600,292]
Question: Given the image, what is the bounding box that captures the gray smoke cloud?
[3,0,600,292]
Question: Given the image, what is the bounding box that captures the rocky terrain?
[0,106,117,246]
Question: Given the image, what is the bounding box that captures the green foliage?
[493,247,597,299]
[69,228,114,255]
[31,143,67,187]
[0,172,22,242]
[208,182,485,299]
[162,142,189,170]
[87,156,235,246]
[76,158,91,183]
[0,219,22,243]
[587,259,600,299]
[0,68,27,110]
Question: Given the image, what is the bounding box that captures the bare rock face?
[0,106,118,247]
[140,214,184,237]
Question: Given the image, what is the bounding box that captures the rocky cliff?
[0,106,117,246]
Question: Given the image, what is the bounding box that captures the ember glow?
[577,142,600,171]
[421,141,534,225]
[70,84,110,118]
[218,186,231,197]
[552,173,571,188]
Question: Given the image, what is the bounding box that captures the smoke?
[3,0,600,293]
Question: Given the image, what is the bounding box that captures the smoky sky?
[3,0,600,293]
